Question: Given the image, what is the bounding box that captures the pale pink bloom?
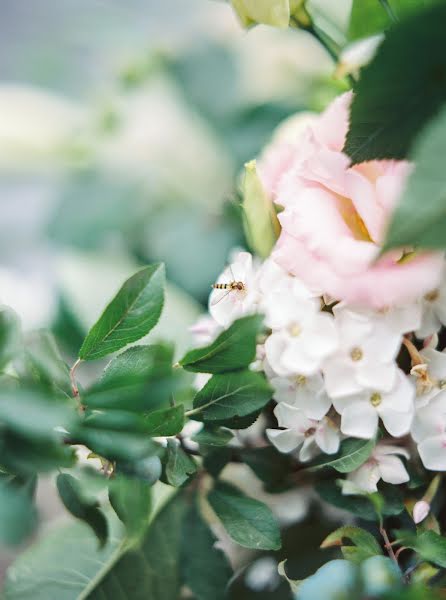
[342,444,409,495]
[266,402,340,461]
[411,390,446,471]
[416,270,446,338]
[413,500,430,524]
[189,315,222,347]
[258,92,443,309]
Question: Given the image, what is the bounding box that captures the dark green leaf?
[203,447,233,478]
[0,481,37,546]
[0,307,21,371]
[23,330,71,395]
[180,315,262,373]
[192,370,272,425]
[79,264,165,361]
[321,526,382,564]
[165,439,197,487]
[383,105,446,250]
[345,3,446,162]
[100,343,173,386]
[395,530,446,568]
[192,425,234,447]
[74,427,158,462]
[0,432,76,475]
[239,446,294,492]
[144,404,185,436]
[309,438,376,474]
[109,476,152,541]
[57,473,108,547]
[116,455,162,485]
[208,481,281,550]
[181,498,232,600]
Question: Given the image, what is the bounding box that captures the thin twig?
[380,525,399,567]
[70,358,82,398]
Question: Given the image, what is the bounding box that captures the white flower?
[270,373,331,420]
[332,369,415,439]
[323,306,401,398]
[338,301,422,337]
[413,500,430,524]
[411,390,446,471]
[342,444,409,495]
[417,275,446,338]
[411,347,446,403]
[266,402,340,461]
[189,315,222,347]
[264,282,338,377]
[209,251,259,327]
[335,34,384,79]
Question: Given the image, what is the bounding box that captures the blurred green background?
[0,0,352,595]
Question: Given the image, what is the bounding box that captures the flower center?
[370,392,382,407]
[305,427,316,437]
[289,323,302,337]
[439,379,446,390]
[296,375,307,386]
[350,346,363,362]
[425,289,440,303]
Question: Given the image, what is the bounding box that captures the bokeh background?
[0,0,352,595]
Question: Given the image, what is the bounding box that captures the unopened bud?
[335,34,384,80]
[230,0,291,28]
[413,500,430,524]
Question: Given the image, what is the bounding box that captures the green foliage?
[108,476,152,541]
[309,437,376,474]
[144,404,185,436]
[79,264,165,360]
[181,498,233,600]
[192,425,234,447]
[0,479,37,546]
[57,473,108,547]
[383,105,446,251]
[208,481,281,550]
[345,3,446,162]
[0,307,21,372]
[239,446,294,492]
[164,439,197,487]
[191,370,272,426]
[321,526,383,564]
[395,530,446,568]
[180,314,263,373]
[23,330,71,395]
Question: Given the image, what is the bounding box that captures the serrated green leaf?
[165,439,197,487]
[109,476,152,541]
[0,307,21,372]
[180,315,262,373]
[57,473,108,547]
[181,498,232,600]
[345,3,446,163]
[321,526,382,564]
[144,404,185,436]
[383,105,446,250]
[192,370,272,425]
[309,438,375,474]
[208,481,281,550]
[79,264,165,361]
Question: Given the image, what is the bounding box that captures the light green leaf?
[108,476,152,541]
[321,526,382,564]
[181,498,232,600]
[242,161,280,258]
[0,481,37,546]
[79,264,165,361]
[24,330,71,395]
[192,425,234,447]
[144,404,185,436]
[309,438,376,473]
[74,426,159,462]
[345,3,446,162]
[192,370,272,425]
[165,439,197,487]
[0,307,21,371]
[208,482,281,550]
[383,105,446,250]
[231,0,291,28]
[395,530,446,568]
[57,473,108,547]
[180,315,263,374]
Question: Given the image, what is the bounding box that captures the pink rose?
[258,92,443,308]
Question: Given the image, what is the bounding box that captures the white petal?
[323,356,363,398]
[416,306,441,339]
[266,428,301,454]
[378,455,409,485]
[306,390,332,420]
[281,338,321,376]
[265,332,294,377]
[299,437,319,462]
[380,370,415,413]
[418,436,446,471]
[422,348,446,381]
[347,463,380,494]
[274,402,314,432]
[379,407,413,437]
[341,402,378,439]
[303,313,338,360]
[356,360,397,393]
[315,421,340,454]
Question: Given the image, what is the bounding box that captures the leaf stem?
[70,358,82,398]
[380,525,399,567]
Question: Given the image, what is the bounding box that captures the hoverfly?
[211,264,246,306]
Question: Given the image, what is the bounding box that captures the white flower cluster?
[193,251,446,494]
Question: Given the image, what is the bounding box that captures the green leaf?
[208,481,281,550]
[230,0,291,28]
[345,3,446,163]
[192,370,272,425]
[395,530,446,568]
[242,160,280,258]
[181,498,232,600]
[383,105,446,250]
[74,426,159,462]
[348,0,437,41]
[144,404,185,436]
[180,315,263,373]
[116,455,162,485]
[3,512,124,600]
[79,264,165,361]
[165,439,197,487]
[23,330,71,395]
[57,473,108,547]
[321,526,383,564]
[192,425,234,447]
[100,343,173,386]
[108,476,152,541]
[309,438,376,474]
[0,307,21,371]
[0,480,37,546]
[239,446,293,492]
[0,432,76,475]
